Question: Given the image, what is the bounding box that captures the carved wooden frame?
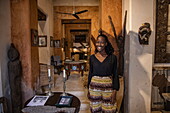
[155,0,170,63]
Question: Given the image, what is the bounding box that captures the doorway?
[62,19,91,61]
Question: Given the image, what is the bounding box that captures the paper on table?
[27,95,49,106]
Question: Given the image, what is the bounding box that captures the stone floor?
[51,72,91,113]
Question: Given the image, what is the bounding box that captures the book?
[55,96,73,107]
[26,95,49,106]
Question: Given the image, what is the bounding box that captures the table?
[64,61,86,77]
[23,92,81,113]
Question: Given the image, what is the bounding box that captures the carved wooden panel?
[155,0,170,63]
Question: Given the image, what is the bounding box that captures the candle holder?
[46,65,54,96]
[46,77,54,96]
[61,69,67,96]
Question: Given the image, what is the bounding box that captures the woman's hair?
[95,34,114,55]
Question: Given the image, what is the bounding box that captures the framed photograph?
[27,95,49,106]
[39,35,47,47]
[50,36,54,47]
[54,40,60,48]
[55,96,72,107]
[31,29,39,46]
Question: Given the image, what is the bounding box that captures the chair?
[52,56,64,74]
[0,97,8,113]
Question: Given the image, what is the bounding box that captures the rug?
[22,106,76,113]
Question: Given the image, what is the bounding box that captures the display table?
[64,61,86,77]
[23,92,80,113]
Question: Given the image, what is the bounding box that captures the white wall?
[38,0,54,65]
[123,0,155,113]
[0,0,11,97]
[0,0,11,111]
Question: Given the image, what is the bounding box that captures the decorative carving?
[155,0,170,63]
[138,23,151,45]
[8,43,22,113]
[108,11,127,76]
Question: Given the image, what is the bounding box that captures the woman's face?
[96,36,107,52]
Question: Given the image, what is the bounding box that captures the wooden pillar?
[11,0,39,104]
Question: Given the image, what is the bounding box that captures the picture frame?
[39,35,47,47]
[50,36,54,47]
[55,96,73,107]
[31,29,39,46]
[53,40,60,48]
[27,95,49,106]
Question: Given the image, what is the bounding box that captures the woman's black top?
[88,54,120,91]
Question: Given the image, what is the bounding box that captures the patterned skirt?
[88,76,117,113]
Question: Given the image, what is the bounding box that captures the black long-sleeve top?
[87,54,120,91]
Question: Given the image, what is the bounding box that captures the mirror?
[155,0,170,63]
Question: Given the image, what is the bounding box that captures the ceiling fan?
[56,0,88,19]
[56,10,88,19]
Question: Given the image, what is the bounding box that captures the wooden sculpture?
[8,43,22,113]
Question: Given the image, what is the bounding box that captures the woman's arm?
[87,56,93,89]
[111,55,119,104]
[112,55,120,91]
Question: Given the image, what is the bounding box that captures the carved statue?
[8,43,22,113]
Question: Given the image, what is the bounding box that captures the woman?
[87,34,120,113]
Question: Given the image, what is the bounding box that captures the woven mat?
[22,106,76,113]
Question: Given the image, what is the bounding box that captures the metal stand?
[61,77,67,96]
[46,76,54,96]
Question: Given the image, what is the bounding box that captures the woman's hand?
[111,90,117,104]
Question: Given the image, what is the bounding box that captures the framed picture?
[50,36,54,47]
[55,96,72,107]
[31,29,39,46]
[39,35,47,47]
[54,40,60,48]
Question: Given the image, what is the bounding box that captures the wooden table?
[23,92,81,113]
[64,61,86,77]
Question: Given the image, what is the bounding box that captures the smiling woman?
[87,34,119,113]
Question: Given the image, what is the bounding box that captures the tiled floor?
[52,72,90,113]
[50,72,170,113]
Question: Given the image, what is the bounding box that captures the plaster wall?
[0,0,11,111]
[0,0,11,97]
[101,0,122,59]
[123,0,155,113]
[11,0,40,104]
[53,0,99,6]
[38,0,54,65]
